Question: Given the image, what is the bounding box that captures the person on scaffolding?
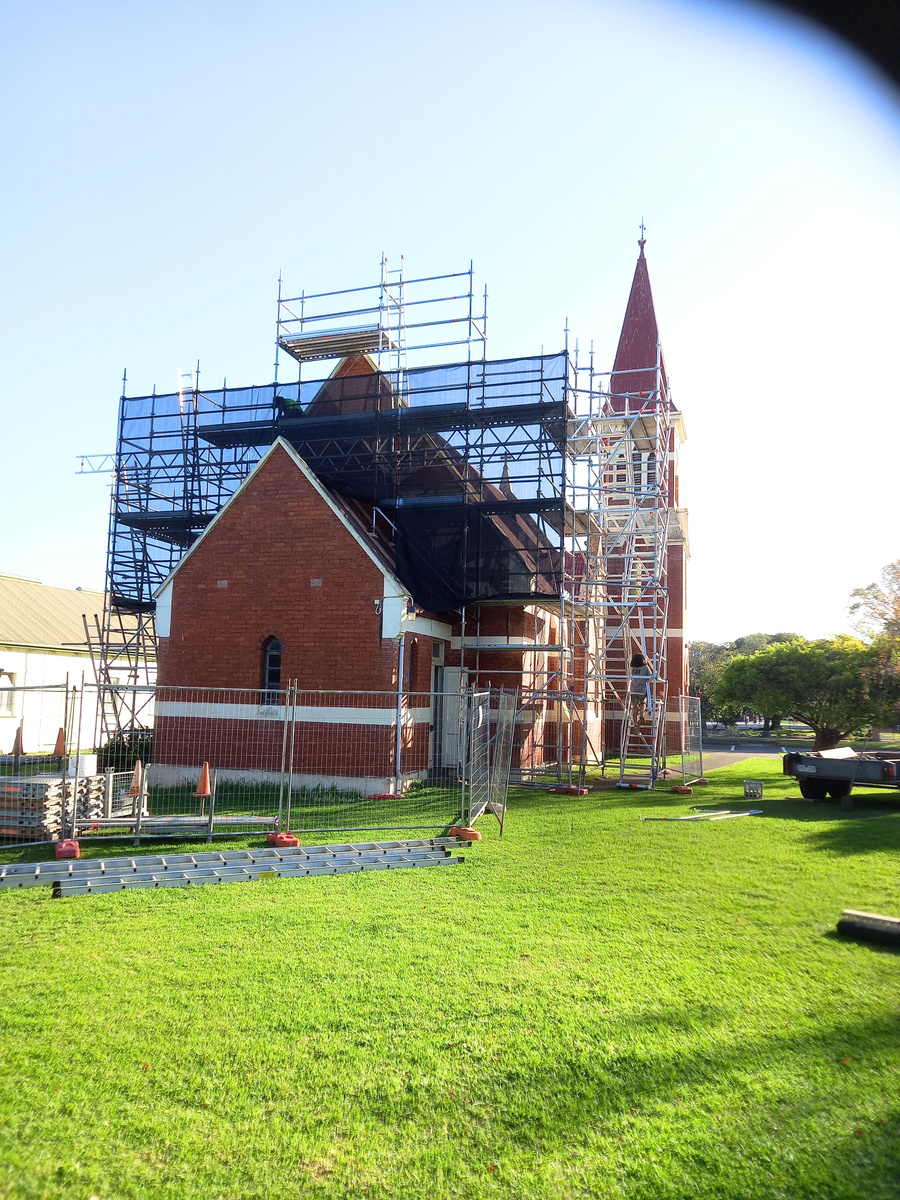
[629,652,652,723]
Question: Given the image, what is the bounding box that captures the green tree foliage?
[690,634,800,731]
[848,559,900,640]
[713,636,895,751]
[689,641,736,728]
[728,633,800,734]
[733,632,799,656]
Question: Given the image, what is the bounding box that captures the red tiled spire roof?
[610,238,669,408]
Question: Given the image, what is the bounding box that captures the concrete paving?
[700,746,786,771]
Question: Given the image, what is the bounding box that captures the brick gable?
[157,443,398,691]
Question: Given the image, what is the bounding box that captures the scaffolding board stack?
[0,775,107,843]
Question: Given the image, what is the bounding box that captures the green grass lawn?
[2,758,899,1199]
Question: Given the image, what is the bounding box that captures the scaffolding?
[95,259,679,784]
[566,352,673,787]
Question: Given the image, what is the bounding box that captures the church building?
[151,244,688,789]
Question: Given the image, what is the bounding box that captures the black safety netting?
[111,352,573,614]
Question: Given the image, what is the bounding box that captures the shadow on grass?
[803,810,900,857]
[363,1005,900,1195]
[508,785,690,817]
[824,929,900,955]
[681,787,900,847]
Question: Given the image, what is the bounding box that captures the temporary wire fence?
[0,682,517,848]
[460,688,517,831]
[678,695,704,785]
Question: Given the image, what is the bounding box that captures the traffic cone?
[194,762,211,798]
[129,759,143,796]
[53,728,66,758]
[10,725,23,757]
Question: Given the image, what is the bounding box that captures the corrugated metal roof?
[0,574,103,651]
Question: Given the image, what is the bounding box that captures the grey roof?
[0,574,102,652]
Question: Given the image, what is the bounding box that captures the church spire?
[609,231,668,408]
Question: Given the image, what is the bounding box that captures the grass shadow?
[358,1003,900,1197]
[823,929,900,955]
[803,810,900,856]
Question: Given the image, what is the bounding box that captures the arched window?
[262,637,282,703]
[407,639,419,694]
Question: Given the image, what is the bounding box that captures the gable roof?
[0,574,101,652]
[304,352,402,416]
[268,352,564,609]
[154,438,407,599]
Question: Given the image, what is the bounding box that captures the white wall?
[0,648,154,754]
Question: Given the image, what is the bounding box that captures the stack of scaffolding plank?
[0,838,466,897]
[0,775,106,842]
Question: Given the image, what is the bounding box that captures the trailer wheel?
[798,778,829,800]
[827,780,852,800]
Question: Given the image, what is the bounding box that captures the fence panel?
[679,695,704,785]
[2,682,517,847]
[487,689,517,830]
[466,690,492,825]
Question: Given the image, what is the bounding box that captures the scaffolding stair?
[618,703,659,789]
[0,838,465,897]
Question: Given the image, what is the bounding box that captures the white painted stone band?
[155,702,433,725]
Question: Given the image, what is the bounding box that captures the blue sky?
[1,0,899,642]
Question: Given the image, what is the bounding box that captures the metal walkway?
[0,838,465,898]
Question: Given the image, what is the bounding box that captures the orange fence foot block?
[273,832,300,848]
[55,840,80,860]
[449,826,482,841]
[671,785,694,795]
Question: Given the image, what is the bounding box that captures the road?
[700,746,786,771]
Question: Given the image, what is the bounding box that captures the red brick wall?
[404,634,434,695]
[157,444,399,692]
[666,542,688,698]
[153,714,430,776]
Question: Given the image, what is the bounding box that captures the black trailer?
[783,748,900,807]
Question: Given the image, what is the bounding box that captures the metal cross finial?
[638,218,646,256]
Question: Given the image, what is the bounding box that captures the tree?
[861,634,900,730]
[848,560,900,641]
[689,641,735,730]
[733,632,799,656]
[729,633,799,734]
[713,636,888,751]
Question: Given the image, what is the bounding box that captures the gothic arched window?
[262,637,282,703]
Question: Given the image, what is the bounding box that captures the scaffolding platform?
[279,324,396,362]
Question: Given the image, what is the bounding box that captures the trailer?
[782,747,900,807]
